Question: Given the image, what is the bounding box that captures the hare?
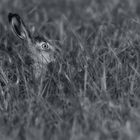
[8,13,56,80]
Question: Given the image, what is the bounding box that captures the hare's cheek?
[43,52,55,63]
[49,53,55,62]
[40,52,49,63]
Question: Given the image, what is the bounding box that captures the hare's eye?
[41,43,49,50]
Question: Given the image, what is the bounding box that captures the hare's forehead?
[34,36,49,45]
[34,36,47,42]
[36,41,46,46]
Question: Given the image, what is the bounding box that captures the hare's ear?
[8,13,31,41]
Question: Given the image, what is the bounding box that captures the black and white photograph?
[0,0,140,140]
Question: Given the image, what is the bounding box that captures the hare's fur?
[8,13,55,79]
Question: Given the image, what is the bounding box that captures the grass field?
[1,0,140,140]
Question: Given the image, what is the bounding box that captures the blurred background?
[0,0,140,43]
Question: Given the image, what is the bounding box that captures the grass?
[0,0,140,139]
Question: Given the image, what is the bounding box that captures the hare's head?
[8,13,55,65]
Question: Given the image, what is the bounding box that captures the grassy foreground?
[0,0,140,140]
